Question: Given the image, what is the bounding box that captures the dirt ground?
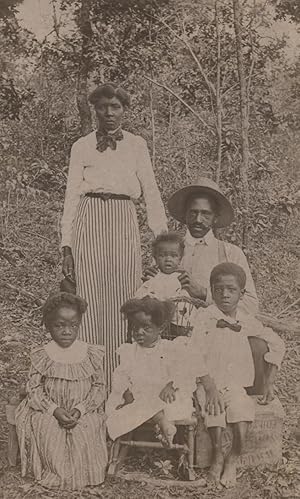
[0,309,299,499]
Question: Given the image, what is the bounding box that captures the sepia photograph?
[0,0,299,498]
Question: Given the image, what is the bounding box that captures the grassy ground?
[0,197,299,498]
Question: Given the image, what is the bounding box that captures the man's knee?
[247,337,268,395]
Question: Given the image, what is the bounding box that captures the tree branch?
[157,16,216,97]
[275,297,300,319]
[247,29,256,119]
[2,281,43,306]
[143,76,215,134]
[76,0,93,136]
[148,20,156,168]
[233,0,250,247]
[215,0,222,183]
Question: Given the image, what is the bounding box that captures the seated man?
[147,176,258,315]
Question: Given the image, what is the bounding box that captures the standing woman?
[61,83,167,389]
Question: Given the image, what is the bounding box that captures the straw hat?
[167,176,234,228]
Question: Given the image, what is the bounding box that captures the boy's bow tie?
[216,318,242,332]
[96,128,123,152]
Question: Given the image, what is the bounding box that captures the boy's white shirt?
[191,304,285,370]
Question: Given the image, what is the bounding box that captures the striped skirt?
[72,196,142,390]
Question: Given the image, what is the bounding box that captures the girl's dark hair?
[210,262,246,289]
[121,296,175,327]
[89,83,130,108]
[42,292,88,328]
[152,231,185,258]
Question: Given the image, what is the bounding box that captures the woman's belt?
[85,192,131,201]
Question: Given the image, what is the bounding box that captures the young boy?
[193,262,285,488]
[135,232,199,337]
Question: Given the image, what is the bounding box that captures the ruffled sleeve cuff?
[47,402,59,416]
[74,403,86,417]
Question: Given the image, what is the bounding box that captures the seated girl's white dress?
[106,338,205,440]
[15,340,107,490]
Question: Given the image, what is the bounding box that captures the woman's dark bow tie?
[216,318,242,332]
[96,128,123,152]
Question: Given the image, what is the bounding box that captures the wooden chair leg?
[187,425,196,481]
[7,424,19,467]
[107,438,122,476]
[107,432,133,476]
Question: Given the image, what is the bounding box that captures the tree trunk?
[233,0,250,247]
[76,0,92,136]
[215,0,222,183]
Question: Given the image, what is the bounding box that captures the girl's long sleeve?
[26,365,58,415]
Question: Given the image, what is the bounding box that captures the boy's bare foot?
[165,423,177,447]
[208,449,225,483]
[220,452,237,488]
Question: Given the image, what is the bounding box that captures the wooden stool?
[195,397,285,468]
[108,416,197,481]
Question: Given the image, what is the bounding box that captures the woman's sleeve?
[61,140,84,248]
[26,365,58,415]
[135,137,168,236]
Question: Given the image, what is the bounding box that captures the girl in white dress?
[106,297,208,446]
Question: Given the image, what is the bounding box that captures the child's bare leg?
[221,421,249,488]
[153,410,176,447]
[207,426,225,483]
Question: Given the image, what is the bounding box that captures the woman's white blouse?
[61,130,168,247]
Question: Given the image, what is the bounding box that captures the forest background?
[0,0,299,498]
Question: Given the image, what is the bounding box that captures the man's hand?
[197,375,225,416]
[159,381,177,404]
[142,266,159,282]
[177,271,207,300]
